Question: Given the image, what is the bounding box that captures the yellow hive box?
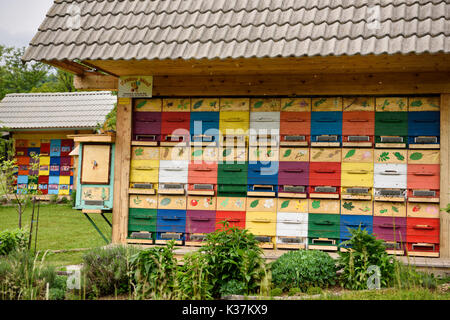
[219,111,250,132]
[341,163,374,187]
[246,212,277,236]
[130,160,159,183]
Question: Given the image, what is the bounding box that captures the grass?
[314,288,450,300]
[0,203,112,267]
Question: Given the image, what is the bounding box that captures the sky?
[0,0,54,48]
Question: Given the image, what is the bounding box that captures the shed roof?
[0,91,116,130]
[22,0,450,62]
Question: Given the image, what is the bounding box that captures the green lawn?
[0,203,112,267]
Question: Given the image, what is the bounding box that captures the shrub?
[82,245,140,298]
[288,287,301,296]
[129,241,178,300]
[271,250,337,292]
[270,288,283,297]
[394,262,437,290]
[306,286,323,295]
[338,226,398,290]
[176,251,213,300]
[0,229,28,255]
[201,223,266,298]
[0,250,57,300]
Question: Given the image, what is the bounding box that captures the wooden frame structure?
[40,52,450,258]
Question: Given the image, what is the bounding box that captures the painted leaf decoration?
[253,101,263,109]
[410,100,423,107]
[283,149,292,158]
[250,200,259,208]
[392,206,399,213]
[133,197,142,205]
[282,100,294,110]
[312,200,321,209]
[193,100,203,109]
[343,202,355,211]
[134,148,144,156]
[223,148,232,157]
[380,209,388,214]
[160,198,171,206]
[314,98,326,107]
[378,152,390,162]
[281,200,290,209]
[192,149,203,157]
[220,198,229,207]
[393,152,405,161]
[344,149,356,159]
[410,152,423,161]
[136,101,147,109]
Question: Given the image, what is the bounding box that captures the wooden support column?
[112,97,132,244]
[440,94,450,258]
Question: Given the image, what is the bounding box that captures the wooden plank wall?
[111,99,132,243]
[440,94,450,258]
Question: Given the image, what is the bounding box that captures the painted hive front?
[125,96,442,257]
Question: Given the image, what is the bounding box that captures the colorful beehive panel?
[14,137,75,196]
[124,96,441,256]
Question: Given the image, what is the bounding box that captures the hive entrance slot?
[348,136,370,142]
[414,137,437,143]
[317,135,338,142]
[380,136,403,143]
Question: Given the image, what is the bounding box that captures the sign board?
[118,76,153,98]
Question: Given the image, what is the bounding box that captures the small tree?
[0,149,40,228]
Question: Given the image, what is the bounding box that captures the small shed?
[0,91,116,196]
[22,0,450,257]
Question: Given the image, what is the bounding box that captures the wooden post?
[440,94,450,258]
[111,98,132,244]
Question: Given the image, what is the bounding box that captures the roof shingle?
[22,0,450,62]
[0,91,116,130]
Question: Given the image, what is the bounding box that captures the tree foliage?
[0,45,75,100]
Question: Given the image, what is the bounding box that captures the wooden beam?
[111,98,132,244]
[85,53,450,76]
[44,59,87,76]
[149,73,450,96]
[74,74,118,91]
[440,94,450,259]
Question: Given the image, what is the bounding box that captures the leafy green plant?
[82,245,140,298]
[201,222,266,298]
[271,250,337,292]
[0,229,28,256]
[306,286,323,295]
[0,250,57,300]
[176,251,213,300]
[288,287,301,296]
[129,241,178,300]
[338,226,399,290]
